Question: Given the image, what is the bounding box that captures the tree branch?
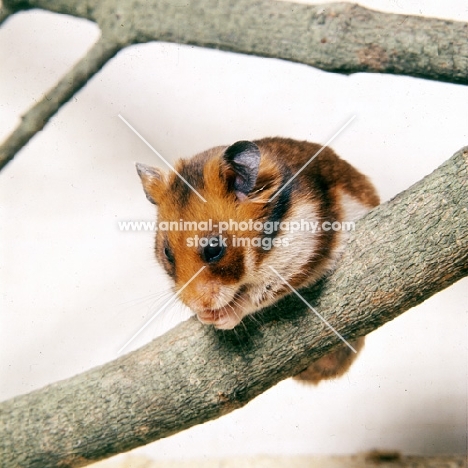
[1,147,467,468]
[1,0,467,170]
[4,0,468,83]
[0,35,122,171]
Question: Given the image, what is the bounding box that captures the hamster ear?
[222,141,261,200]
[135,163,166,205]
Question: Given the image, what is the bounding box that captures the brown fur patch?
[294,337,365,384]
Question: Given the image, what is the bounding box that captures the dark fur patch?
[255,169,294,259]
[208,244,245,282]
[265,175,293,236]
[155,234,177,282]
[169,152,209,205]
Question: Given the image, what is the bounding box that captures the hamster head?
[136,140,322,330]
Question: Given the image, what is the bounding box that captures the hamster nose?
[185,280,221,310]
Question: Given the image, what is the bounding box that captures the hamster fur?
[137,137,379,384]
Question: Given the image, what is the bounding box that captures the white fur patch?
[340,192,371,222]
[325,190,373,272]
[239,201,322,315]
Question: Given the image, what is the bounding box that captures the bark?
[0,147,467,467]
[1,0,467,169]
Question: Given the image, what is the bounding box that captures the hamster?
[136,137,379,384]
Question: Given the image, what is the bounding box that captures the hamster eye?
[164,245,175,264]
[202,236,225,263]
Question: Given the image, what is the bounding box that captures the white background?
[1,0,467,461]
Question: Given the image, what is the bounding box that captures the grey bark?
[1,0,467,169]
[0,147,467,467]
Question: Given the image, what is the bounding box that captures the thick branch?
[1,1,467,170]
[1,148,467,467]
[0,35,122,171]
[5,0,468,84]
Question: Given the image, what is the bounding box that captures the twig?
[0,36,121,170]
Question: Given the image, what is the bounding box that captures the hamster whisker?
[116,288,173,309]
